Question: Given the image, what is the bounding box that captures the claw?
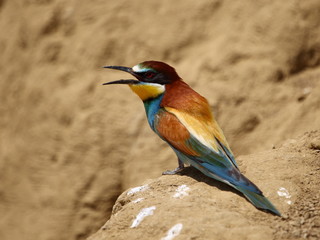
[162,166,184,175]
[162,158,184,175]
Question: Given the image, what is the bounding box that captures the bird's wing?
[165,107,237,168]
[155,107,238,169]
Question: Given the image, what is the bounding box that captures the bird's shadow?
[177,166,244,199]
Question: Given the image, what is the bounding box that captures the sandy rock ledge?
[88,131,320,240]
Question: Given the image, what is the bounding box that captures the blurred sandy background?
[0,0,320,239]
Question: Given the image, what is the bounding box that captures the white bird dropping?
[130,206,156,228]
[161,223,183,240]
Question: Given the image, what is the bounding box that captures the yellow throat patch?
[129,83,165,101]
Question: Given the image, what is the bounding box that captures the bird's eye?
[144,72,156,79]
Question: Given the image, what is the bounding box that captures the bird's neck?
[128,83,165,130]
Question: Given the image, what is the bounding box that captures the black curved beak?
[103,66,140,85]
[104,66,132,73]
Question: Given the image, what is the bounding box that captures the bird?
[103,60,281,216]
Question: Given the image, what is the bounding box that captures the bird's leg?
[162,158,185,175]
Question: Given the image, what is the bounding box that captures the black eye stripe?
[135,71,171,85]
[145,72,155,78]
[138,71,156,79]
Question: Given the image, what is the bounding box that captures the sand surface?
[0,0,320,240]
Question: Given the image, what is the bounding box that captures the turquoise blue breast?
[143,94,164,131]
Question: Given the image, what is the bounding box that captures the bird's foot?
[162,166,184,175]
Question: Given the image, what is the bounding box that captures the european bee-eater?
[103,60,281,216]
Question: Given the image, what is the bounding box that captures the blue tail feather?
[235,186,281,216]
[174,145,281,216]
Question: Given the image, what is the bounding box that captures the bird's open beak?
[103,66,140,85]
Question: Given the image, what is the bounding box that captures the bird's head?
[103,61,180,101]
